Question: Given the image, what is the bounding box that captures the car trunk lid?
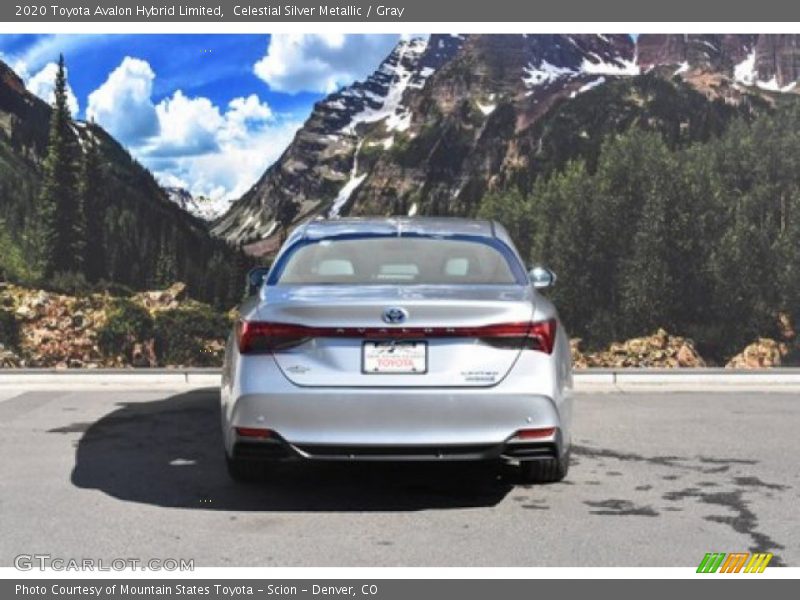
[255,284,534,388]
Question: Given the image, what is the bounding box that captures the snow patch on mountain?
[523,61,575,87]
[734,51,758,85]
[523,53,638,91]
[674,62,690,75]
[734,50,799,92]
[342,37,430,135]
[581,55,639,76]
[329,139,366,218]
[164,186,231,221]
[756,78,798,92]
[570,77,606,97]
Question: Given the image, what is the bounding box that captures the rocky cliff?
[213,34,800,252]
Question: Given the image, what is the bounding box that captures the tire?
[225,455,267,483]
[518,450,570,484]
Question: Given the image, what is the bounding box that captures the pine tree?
[618,149,681,337]
[478,188,534,260]
[533,161,602,344]
[39,55,85,279]
[79,121,106,282]
[154,227,178,288]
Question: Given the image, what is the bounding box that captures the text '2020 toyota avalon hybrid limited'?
[221,217,573,483]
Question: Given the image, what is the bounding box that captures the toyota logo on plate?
[382,307,409,324]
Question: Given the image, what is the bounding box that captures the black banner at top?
[4,0,800,22]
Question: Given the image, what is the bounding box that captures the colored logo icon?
[696,552,773,573]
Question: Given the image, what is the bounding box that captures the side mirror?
[246,266,270,296]
[528,266,557,289]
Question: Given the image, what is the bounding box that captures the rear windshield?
[275,236,520,285]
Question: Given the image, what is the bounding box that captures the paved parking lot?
[0,387,798,567]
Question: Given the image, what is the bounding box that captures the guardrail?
[574,368,800,391]
[0,368,220,386]
[1,368,800,390]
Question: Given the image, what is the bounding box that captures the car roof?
[296,217,498,241]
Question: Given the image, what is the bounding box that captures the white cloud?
[86,56,159,144]
[150,117,300,202]
[253,33,400,93]
[25,62,80,116]
[149,93,295,201]
[149,90,223,156]
[85,56,301,202]
[221,94,273,143]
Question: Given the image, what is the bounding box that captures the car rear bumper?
[231,435,562,463]
[223,386,567,462]
[221,344,572,462]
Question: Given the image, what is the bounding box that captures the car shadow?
[68,389,515,511]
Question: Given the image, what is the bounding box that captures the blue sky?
[0,34,401,200]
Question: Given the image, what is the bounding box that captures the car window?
[276,237,519,285]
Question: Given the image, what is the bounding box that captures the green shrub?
[153,304,230,366]
[0,220,37,284]
[97,300,153,360]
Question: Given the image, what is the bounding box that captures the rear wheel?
[225,455,268,483]
[518,450,569,484]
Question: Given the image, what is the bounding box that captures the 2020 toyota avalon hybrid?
[220,217,573,483]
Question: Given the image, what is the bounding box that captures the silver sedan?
[221,217,573,483]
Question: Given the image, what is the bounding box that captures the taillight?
[526,318,557,354]
[236,321,310,354]
[478,319,557,354]
[236,318,557,354]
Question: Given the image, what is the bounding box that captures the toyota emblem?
[382,307,409,324]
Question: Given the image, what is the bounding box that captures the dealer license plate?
[363,341,427,374]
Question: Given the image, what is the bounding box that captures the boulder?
[676,343,704,367]
[570,338,588,369]
[134,282,188,312]
[574,329,706,368]
[725,338,788,368]
[14,305,35,320]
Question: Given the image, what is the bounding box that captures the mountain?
[636,34,756,72]
[637,34,800,92]
[0,59,247,307]
[211,35,465,246]
[214,33,800,253]
[164,186,230,222]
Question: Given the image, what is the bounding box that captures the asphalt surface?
[0,387,798,567]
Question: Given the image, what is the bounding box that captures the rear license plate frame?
[362,340,428,375]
